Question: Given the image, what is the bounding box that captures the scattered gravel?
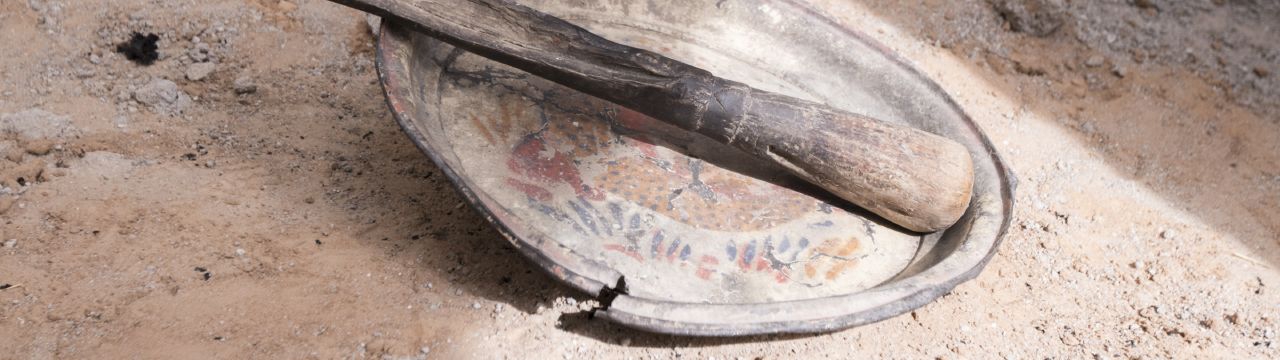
[188,42,212,63]
[989,0,1065,37]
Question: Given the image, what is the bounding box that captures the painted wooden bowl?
[374,0,1015,336]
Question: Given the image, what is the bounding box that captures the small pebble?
[233,76,257,94]
[186,62,216,81]
[23,139,55,156]
[0,197,14,215]
[1085,55,1105,68]
[3,239,15,248]
[189,42,211,62]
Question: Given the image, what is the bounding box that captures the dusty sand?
[1,0,1277,359]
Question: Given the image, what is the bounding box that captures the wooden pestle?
[331,0,975,232]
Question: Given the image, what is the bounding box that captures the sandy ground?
[1,0,1278,359]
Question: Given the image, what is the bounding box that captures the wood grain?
[331,0,974,232]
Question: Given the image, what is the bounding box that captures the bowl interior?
[377,0,1012,334]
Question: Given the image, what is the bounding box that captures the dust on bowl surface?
[376,0,1012,334]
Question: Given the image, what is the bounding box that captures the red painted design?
[695,255,719,280]
[505,178,552,201]
[507,137,602,200]
[604,244,645,261]
[775,271,790,284]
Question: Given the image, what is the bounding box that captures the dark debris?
[116,32,160,66]
[194,267,211,281]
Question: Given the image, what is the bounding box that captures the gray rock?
[233,76,257,94]
[75,68,96,79]
[133,79,192,115]
[990,0,1066,37]
[188,42,211,62]
[186,62,216,81]
[1,108,78,139]
[1086,55,1105,68]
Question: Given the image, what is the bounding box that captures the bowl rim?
[373,0,1017,336]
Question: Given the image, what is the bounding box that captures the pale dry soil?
[0,0,1277,359]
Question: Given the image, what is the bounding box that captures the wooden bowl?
[374,0,1015,336]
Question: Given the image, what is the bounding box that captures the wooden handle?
[332,0,974,232]
[709,89,974,232]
